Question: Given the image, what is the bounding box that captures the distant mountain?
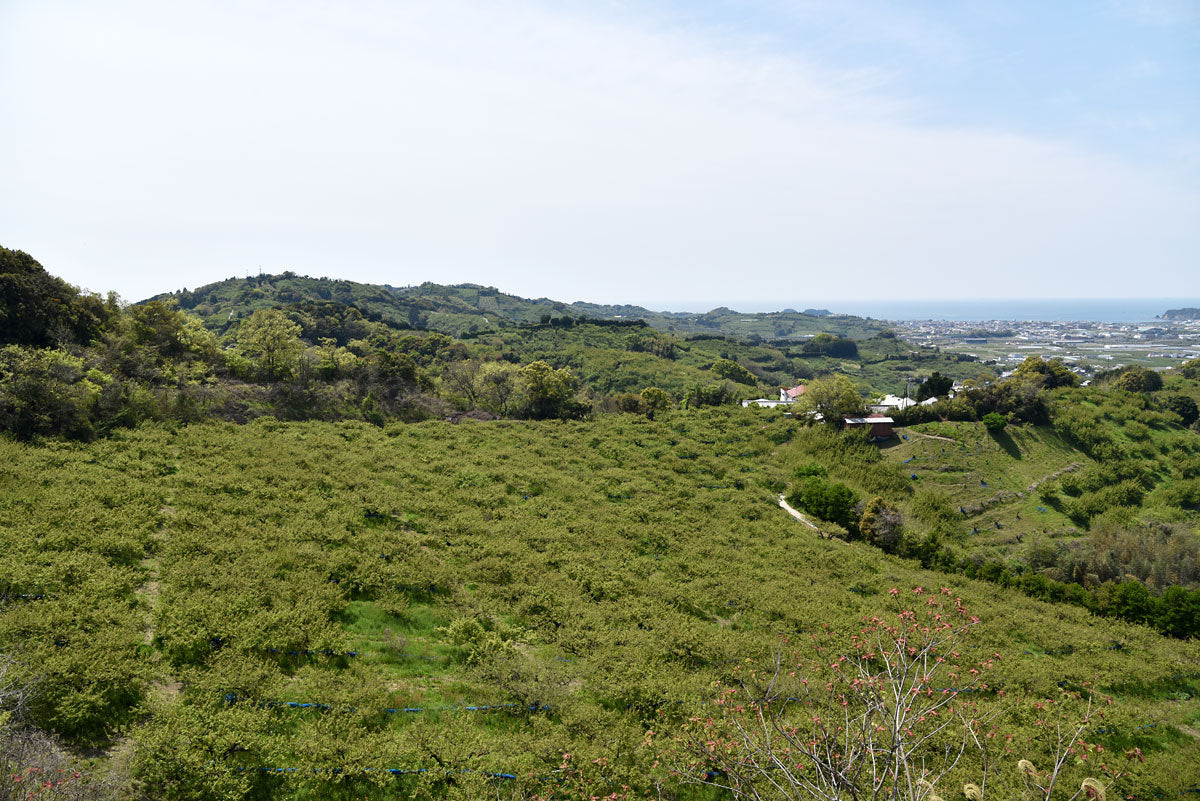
[1160,307,1200,320]
[145,273,888,340]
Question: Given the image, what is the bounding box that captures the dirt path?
[778,494,820,532]
[1025,462,1080,494]
[907,430,958,443]
[139,507,182,700]
[138,519,168,647]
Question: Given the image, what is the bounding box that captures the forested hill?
[1161,307,1200,320]
[146,272,887,339]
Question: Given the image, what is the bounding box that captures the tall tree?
[518,360,576,419]
[797,374,863,424]
[710,358,756,386]
[916,371,953,401]
[476,362,520,416]
[1014,356,1078,389]
[236,309,302,381]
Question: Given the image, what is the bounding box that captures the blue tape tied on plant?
[226,694,547,714]
[264,647,359,657]
[225,765,545,782]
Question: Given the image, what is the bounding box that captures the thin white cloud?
[0,0,1196,304]
[1105,0,1200,29]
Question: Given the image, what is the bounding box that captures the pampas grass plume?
[1081,778,1106,801]
[918,778,945,801]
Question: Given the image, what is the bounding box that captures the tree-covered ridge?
[0,247,116,347]
[2,414,1199,799]
[1160,307,1200,320]
[145,270,890,339]
[2,245,1000,444]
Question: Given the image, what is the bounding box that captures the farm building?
[844,416,894,439]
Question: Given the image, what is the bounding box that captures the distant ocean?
[671,298,1200,323]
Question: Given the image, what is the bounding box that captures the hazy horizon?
[106,266,1200,317]
[106,265,1200,323]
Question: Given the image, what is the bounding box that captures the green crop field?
[3,411,1199,799]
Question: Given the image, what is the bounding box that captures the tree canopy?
[708,358,756,385]
[797,374,863,424]
[0,246,113,347]
[916,370,953,401]
[1014,355,1079,389]
[236,309,304,381]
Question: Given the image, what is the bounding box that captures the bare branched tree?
[1011,692,1115,801]
[0,653,121,801]
[669,588,1004,801]
[666,590,1127,801]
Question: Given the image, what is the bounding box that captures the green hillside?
[148,272,888,340]
[145,271,982,397]
[3,413,1199,799]
[5,246,1200,800]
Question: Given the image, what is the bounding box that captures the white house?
[742,398,789,408]
[780,385,807,403]
[744,384,808,409]
[868,394,916,414]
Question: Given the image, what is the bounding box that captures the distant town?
[890,315,1200,378]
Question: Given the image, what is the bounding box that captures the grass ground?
[882,422,1086,555]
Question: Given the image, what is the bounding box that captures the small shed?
[844,416,894,439]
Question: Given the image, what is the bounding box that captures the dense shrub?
[982,411,1008,432]
[792,461,828,479]
[858,496,902,552]
[910,486,960,536]
[1160,394,1199,426]
[1104,366,1164,393]
[800,333,858,358]
[1053,403,1126,462]
[787,476,859,530]
[1064,479,1145,526]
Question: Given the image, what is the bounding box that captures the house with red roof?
[779,384,807,403]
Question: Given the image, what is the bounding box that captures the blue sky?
[1,0,1197,307]
[647,0,1199,168]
